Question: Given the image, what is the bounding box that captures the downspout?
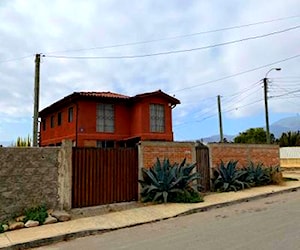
[75,102,79,147]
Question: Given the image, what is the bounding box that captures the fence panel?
[196,145,210,192]
[72,147,138,208]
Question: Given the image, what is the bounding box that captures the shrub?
[0,224,4,234]
[243,162,271,187]
[212,160,251,192]
[139,158,201,203]
[168,188,203,203]
[24,204,48,224]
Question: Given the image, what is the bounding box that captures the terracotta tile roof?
[78,91,130,99]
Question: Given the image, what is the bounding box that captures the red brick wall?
[139,141,196,169]
[208,143,280,168]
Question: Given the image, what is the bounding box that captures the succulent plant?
[212,160,250,192]
[139,158,201,203]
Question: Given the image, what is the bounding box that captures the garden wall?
[0,141,72,222]
[280,147,300,168]
[138,141,196,169]
[208,143,280,169]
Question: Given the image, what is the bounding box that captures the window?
[150,104,165,132]
[57,112,62,126]
[68,107,73,123]
[96,104,114,132]
[42,118,46,131]
[50,115,55,128]
[97,140,115,148]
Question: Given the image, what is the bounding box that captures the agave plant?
[244,162,271,187]
[212,160,250,192]
[139,158,200,203]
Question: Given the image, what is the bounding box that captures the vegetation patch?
[24,204,48,224]
[139,158,202,203]
[212,161,285,192]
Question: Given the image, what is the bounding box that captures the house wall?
[0,147,60,222]
[208,143,280,169]
[280,147,300,168]
[40,104,77,146]
[131,96,174,141]
[76,100,131,147]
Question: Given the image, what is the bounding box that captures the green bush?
[243,162,271,187]
[0,224,4,234]
[24,205,48,224]
[212,160,251,192]
[168,189,203,203]
[139,158,201,203]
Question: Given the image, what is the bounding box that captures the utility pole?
[263,67,281,144]
[263,77,270,144]
[33,54,41,147]
[217,95,224,143]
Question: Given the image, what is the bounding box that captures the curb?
[2,186,300,250]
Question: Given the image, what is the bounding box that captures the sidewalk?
[1,171,300,250]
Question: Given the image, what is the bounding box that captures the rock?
[15,215,26,222]
[25,220,39,228]
[2,224,9,232]
[51,211,71,222]
[44,215,58,225]
[8,222,24,230]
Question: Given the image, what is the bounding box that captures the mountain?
[270,116,300,138]
[201,116,300,143]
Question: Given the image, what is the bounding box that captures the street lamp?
[263,67,281,144]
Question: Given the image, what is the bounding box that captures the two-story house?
[39,90,180,147]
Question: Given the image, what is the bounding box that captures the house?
[39,90,180,147]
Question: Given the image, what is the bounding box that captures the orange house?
[39,90,180,147]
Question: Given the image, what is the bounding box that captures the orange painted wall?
[130,96,174,141]
[40,104,76,146]
[40,95,175,146]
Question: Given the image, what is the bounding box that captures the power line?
[0,54,33,64]
[172,54,300,93]
[44,15,300,55]
[44,25,300,60]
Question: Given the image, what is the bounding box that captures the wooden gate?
[196,144,210,192]
[72,147,138,208]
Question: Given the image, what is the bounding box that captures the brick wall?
[138,141,196,169]
[208,143,280,169]
[0,141,73,222]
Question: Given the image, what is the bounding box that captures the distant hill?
[270,116,300,138]
[201,116,300,143]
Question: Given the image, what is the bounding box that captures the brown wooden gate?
[196,144,210,192]
[72,147,138,208]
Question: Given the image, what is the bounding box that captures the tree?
[234,128,275,144]
[11,135,32,147]
[279,131,300,147]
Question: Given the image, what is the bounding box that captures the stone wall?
[0,147,62,222]
[280,147,300,168]
[208,143,280,169]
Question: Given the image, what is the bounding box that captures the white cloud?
[0,0,299,141]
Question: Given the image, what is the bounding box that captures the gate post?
[57,139,72,210]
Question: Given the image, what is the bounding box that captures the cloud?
[0,0,299,141]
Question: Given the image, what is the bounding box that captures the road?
[34,190,300,250]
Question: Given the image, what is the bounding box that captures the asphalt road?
[34,190,300,250]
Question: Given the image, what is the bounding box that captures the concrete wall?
[0,141,72,222]
[280,147,300,168]
[208,143,280,168]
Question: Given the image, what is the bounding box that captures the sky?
[0,0,299,144]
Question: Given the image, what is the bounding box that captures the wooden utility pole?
[263,77,270,144]
[217,95,224,143]
[33,54,41,147]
